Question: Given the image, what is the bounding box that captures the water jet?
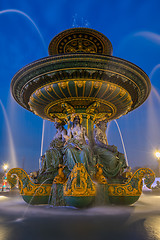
[0,9,47,53]
[0,100,17,168]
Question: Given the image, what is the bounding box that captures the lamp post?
[2,164,8,192]
[155,151,160,177]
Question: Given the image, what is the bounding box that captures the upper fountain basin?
[11,27,151,121]
[11,53,151,121]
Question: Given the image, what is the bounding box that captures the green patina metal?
[22,195,49,205]
[108,196,140,205]
[7,166,155,206]
[64,196,95,208]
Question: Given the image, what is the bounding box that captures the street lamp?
[155,151,160,177]
[3,164,8,172]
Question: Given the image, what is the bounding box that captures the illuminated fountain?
[7,28,155,207]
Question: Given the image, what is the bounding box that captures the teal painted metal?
[22,195,49,205]
[108,196,140,205]
[64,196,95,208]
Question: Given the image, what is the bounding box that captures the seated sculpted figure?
[63,115,93,174]
[39,119,67,178]
[93,119,127,179]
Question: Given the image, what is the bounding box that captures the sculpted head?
[96,119,108,129]
[54,118,66,129]
[54,121,61,129]
[73,116,81,127]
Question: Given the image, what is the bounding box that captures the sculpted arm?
[94,128,106,147]
[83,127,90,144]
[94,128,117,152]
[64,128,72,142]
[62,129,69,141]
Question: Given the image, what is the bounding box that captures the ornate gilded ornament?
[93,114,109,123]
[60,82,67,89]
[52,117,62,123]
[61,103,75,114]
[48,28,113,55]
[7,168,51,196]
[70,113,83,124]
[94,163,107,184]
[86,102,101,114]
[53,164,67,184]
[108,168,155,197]
[64,39,96,53]
[63,163,96,197]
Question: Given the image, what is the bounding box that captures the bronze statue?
[93,119,127,180]
[63,115,94,174]
[38,119,67,183]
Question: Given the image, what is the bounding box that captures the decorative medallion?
[48,28,113,55]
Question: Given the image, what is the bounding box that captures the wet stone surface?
[0,192,160,240]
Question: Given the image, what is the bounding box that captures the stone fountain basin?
[11,53,151,121]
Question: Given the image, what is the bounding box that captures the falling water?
[22,178,51,219]
[152,85,160,103]
[0,100,17,168]
[147,63,160,149]
[146,85,160,153]
[0,9,48,167]
[114,120,129,166]
[0,9,47,53]
[149,64,160,80]
[106,121,111,139]
[147,89,158,149]
[39,120,45,169]
[134,31,160,45]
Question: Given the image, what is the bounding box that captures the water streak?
[146,90,159,149]
[0,9,48,167]
[133,31,160,45]
[106,121,111,139]
[39,120,45,169]
[22,178,51,219]
[0,100,17,167]
[149,64,160,80]
[152,85,160,103]
[114,120,128,166]
[0,9,47,53]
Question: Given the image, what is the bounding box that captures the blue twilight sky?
[0,0,160,172]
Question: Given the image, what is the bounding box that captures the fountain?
[7,27,155,207]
